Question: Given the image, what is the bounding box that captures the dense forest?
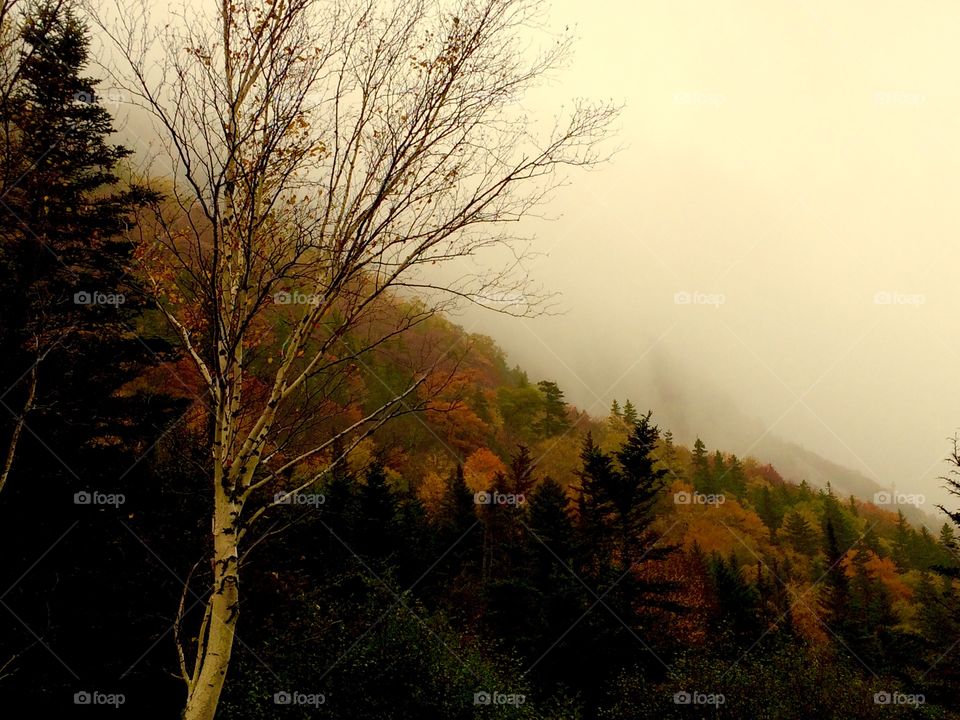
[1,0,960,718]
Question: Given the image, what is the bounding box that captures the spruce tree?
[574,432,616,574]
[783,511,819,555]
[0,0,160,493]
[535,380,569,437]
[821,520,851,633]
[690,437,711,494]
[611,410,671,568]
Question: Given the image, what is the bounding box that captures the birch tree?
[92,0,616,716]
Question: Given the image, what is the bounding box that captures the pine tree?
[355,459,399,560]
[574,432,616,575]
[820,482,856,552]
[322,435,358,542]
[438,464,477,537]
[712,450,726,494]
[610,399,622,419]
[940,523,958,552]
[691,437,711,494]
[0,0,160,493]
[657,429,682,480]
[783,511,819,555]
[535,380,569,437]
[820,520,850,632]
[756,486,784,538]
[847,545,895,663]
[527,477,576,565]
[611,410,671,568]
[708,552,761,645]
[892,509,913,571]
[507,444,538,498]
[621,399,638,425]
[722,454,747,498]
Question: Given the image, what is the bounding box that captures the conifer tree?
[690,437,711,494]
[783,511,819,555]
[535,380,569,437]
[0,0,159,493]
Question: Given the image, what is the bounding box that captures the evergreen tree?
[892,509,913,571]
[355,459,399,561]
[610,399,622,419]
[611,410,671,568]
[940,523,958,552]
[535,380,569,437]
[321,435,359,542]
[520,477,582,689]
[847,546,895,664]
[507,443,538,498]
[756,486,784,538]
[438,464,477,537]
[722,454,747,498]
[527,477,576,567]
[0,0,160,493]
[820,482,856,553]
[820,520,851,633]
[712,450,726,493]
[0,5,179,708]
[783,511,819,555]
[574,432,616,574]
[657,429,682,480]
[690,437,712,494]
[621,399,638,425]
[709,552,761,645]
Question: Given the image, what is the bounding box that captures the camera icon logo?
[673,691,692,704]
[474,691,491,705]
[274,691,292,705]
[474,491,491,505]
[74,691,92,704]
[273,291,292,304]
[74,491,92,505]
[73,91,95,104]
[874,691,891,705]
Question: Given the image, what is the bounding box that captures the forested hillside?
[1,0,959,718]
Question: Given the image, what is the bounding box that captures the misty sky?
[451,0,960,510]
[101,0,960,511]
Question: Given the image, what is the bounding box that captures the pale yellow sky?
[101,0,960,511]
[456,0,960,510]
